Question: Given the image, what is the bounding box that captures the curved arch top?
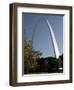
[32,17,60,59]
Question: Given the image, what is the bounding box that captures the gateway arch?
[31,17,60,59]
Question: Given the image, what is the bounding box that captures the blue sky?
[22,13,63,58]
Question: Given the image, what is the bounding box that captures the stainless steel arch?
[31,17,60,59]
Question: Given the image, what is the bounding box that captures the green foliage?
[24,39,42,73]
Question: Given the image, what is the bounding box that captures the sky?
[22,13,63,58]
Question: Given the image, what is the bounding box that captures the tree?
[24,39,42,73]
